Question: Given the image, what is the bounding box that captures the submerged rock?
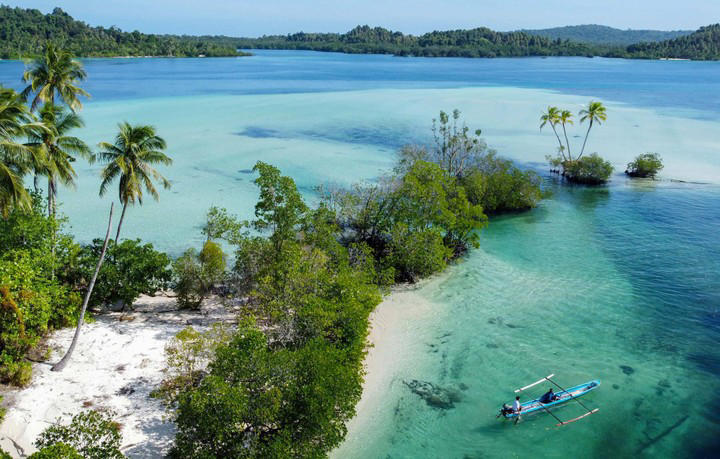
[620,365,635,375]
[404,379,464,409]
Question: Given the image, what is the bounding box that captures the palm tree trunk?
[48,178,56,279]
[562,124,572,162]
[579,120,593,160]
[550,125,566,161]
[52,203,114,372]
[115,201,127,243]
[47,178,53,217]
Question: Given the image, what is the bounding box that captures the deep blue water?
[2,51,720,118]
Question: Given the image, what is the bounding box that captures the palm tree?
[578,101,607,159]
[97,123,172,242]
[26,104,92,217]
[22,43,90,113]
[540,106,565,161]
[52,203,114,372]
[0,87,42,217]
[559,110,574,161]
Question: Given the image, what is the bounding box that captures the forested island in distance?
[520,24,693,45]
[238,24,720,60]
[0,6,247,58]
[1,5,719,60]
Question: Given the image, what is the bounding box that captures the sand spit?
[0,295,237,458]
[333,284,440,457]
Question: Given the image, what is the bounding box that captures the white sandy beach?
[0,288,433,458]
[333,284,442,458]
[0,295,237,458]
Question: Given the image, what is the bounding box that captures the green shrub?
[626,153,664,178]
[0,395,6,423]
[0,447,11,459]
[29,443,83,459]
[68,239,172,310]
[0,251,81,386]
[564,154,614,184]
[170,321,364,459]
[463,153,545,214]
[154,324,232,408]
[173,241,227,309]
[35,410,123,459]
[387,224,450,282]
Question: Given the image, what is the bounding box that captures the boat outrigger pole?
[545,376,599,425]
[515,374,554,393]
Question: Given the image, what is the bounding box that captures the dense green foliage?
[521,25,692,45]
[626,153,664,178]
[68,239,173,310]
[240,24,720,60]
[0,86,36,217]
[34,410,124,459]
[169,164,381,458]
[29,443,83,459]
[0,198,80,386]
[239,25,608,58]
[563,153,615,185]
[173,241,227,309]
[0,6,245,58]
[627,25,720,60]
[329,111,542,280]
[2,6,717,60]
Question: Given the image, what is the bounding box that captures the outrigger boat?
[499,374,600,426]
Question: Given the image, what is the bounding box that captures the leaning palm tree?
[578,101,607,159]
[22,43,90,113]
[97,123,172,241]
[558,109,574,161]
[26,104,92,217]
[0,86,43,217]
[540,106,565,161]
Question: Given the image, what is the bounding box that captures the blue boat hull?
[504,380,600,418]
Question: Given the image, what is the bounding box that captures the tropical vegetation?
[239,24,720,60]
[173,241,227,309]
[0,6,246,58]
[521,25,692,46]
[1,6,718,60]
[33,410,124,459]
[542,101,614,184]
[626,153,664,178]
[0,44,174,386]
[97,122,172,242]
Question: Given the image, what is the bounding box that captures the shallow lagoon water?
[1,51,719,457]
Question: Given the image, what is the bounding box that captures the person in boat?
[539,388,560,404]
[513,396,522,414]
[500,396,522,417]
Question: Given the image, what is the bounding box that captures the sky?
[7,0,720,37]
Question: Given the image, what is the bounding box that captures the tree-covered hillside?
[0,6,245,58]
[237,25,610,58]
[521,25,692,45]
[626,24,720,60]
[239,23,720,60]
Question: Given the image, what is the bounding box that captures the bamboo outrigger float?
[499,374,600,426]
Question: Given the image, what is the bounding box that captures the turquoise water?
[1,52,719,457]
